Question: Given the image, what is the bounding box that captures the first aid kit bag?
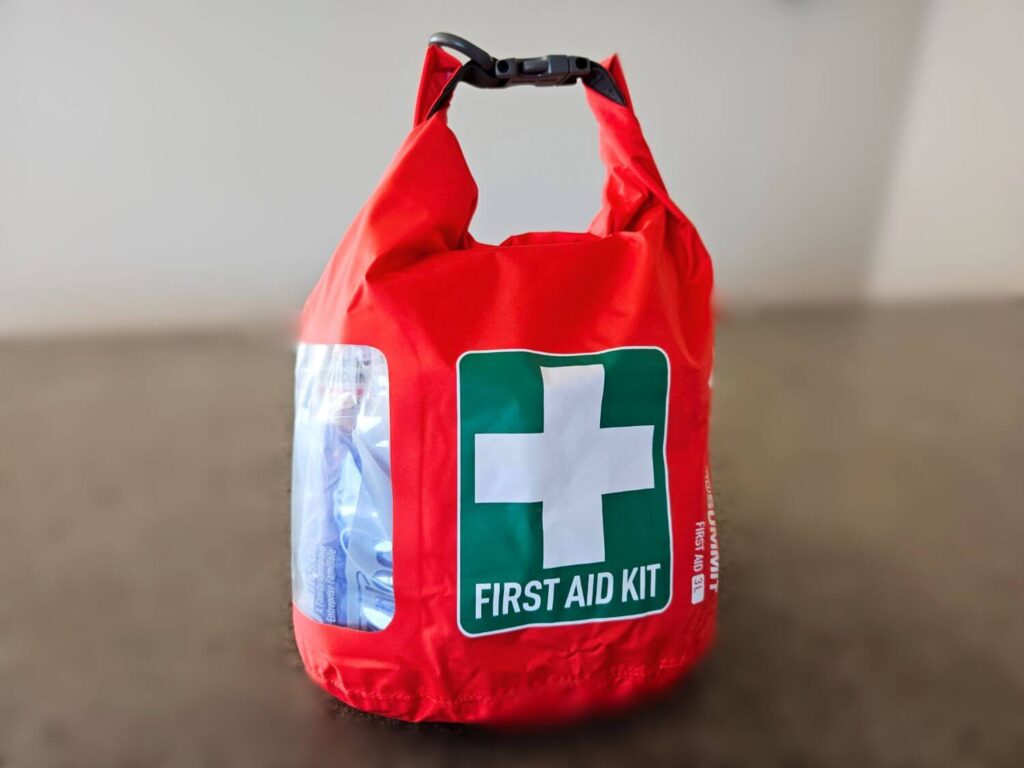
[291,34,719,725]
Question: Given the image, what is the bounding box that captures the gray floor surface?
[1,303,1022,767]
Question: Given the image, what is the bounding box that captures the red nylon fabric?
[294,45,717,725]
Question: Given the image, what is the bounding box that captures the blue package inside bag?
[292,344,394,631]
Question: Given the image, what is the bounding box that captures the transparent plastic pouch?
[291,344,393,631]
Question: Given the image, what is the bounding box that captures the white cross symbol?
[474,364,656,569]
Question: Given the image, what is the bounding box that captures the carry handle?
[423,33,627,119]
[409,34,684,238]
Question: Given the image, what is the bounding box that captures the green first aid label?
[457,348,673,636]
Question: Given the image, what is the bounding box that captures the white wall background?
[870,0,1024,301]
[1,0,1021,335]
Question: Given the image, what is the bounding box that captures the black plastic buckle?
[424,33,627,117]
[493,55,591,88]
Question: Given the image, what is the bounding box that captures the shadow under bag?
[291,35,718,725]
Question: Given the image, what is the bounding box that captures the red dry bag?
[291,35,718,725]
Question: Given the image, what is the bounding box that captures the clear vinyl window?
[291,344,393,631]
